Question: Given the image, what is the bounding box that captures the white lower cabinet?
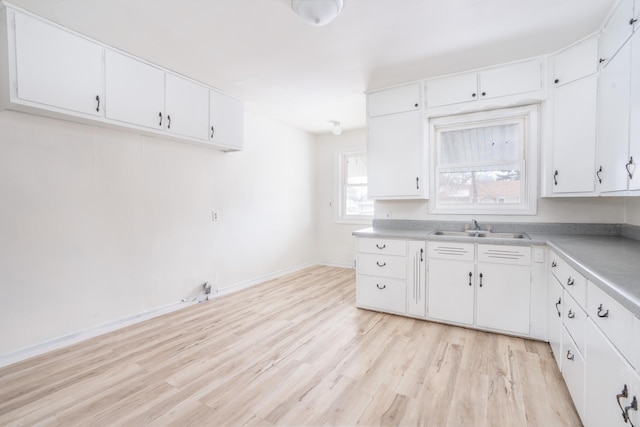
[585,320,640,427]
[356,238,425,318]
[476,261,530,335]
[547,250,640,427]
[428,258,475,325]
[426,242,532,336]
[563,327,586,421]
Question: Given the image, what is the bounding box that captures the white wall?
[375,197,625,223]
[0,110,317,356]
[315,129,369,267]
[625,198,640,226]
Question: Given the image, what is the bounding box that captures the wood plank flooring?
[0,265,582,426]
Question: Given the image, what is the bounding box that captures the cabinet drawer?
[356,275,406,314]
[562,327,586,421]
[563,291,587,356]
[477,244,531,266]
[588,281,635,368]
[358,238,406,256]
[428,242,474,261]
[357,253,406,279]
[549,252,587,308]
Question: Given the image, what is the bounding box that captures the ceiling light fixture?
[330,121,342,135]
[292,0,344,26]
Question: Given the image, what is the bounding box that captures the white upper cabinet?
[367,82,421,117]
[0,6,243,151]
[11,10,103,117]
[551,75,598,194]
[478,59,542,99]
[549,35,599,196]
[164,74,210,141]
[425,59,542,108]
[597,40,632,193]
[104,50,165,130]
[599,0,635,66]
[630,30,640,191]
[425,72,478,107]
[209,90,244,151]
[552,36,599,87]
[367,109,426,199]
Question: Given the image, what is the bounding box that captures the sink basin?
[431,230,529,239]
[431,230,477,237]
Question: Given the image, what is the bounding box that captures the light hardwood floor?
[0,265,582,426]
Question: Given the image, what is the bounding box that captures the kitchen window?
[337,151,373,222]
[430,105,538,214]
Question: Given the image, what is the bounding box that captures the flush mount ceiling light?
[330,120,342,135]
[292,0,344,26]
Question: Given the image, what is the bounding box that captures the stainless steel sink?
[431,230,529,239]
[431,230,478,237]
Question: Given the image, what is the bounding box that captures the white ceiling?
[6,0,617,134]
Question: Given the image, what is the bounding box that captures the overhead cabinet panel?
[478,60,542,100]
[425,72,478,107]
[552,36,599,86]
[367,82,421,117]
[12,10,103,116]
[165,74,210,141]
[105,50,165,130]
[599,0,634,66]
[209,90,244,150]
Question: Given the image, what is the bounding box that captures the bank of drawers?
[356,238,407,314]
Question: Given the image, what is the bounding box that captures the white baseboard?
[318,260,354,269]
[0,262,323,368]
[0,300,195,369]
[214,262,316,297]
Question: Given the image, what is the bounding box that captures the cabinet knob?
[472,93,477,98]
[630,18,638,25]
[554,78,560,84]
[551,261,557,268]
[599,58,606,63]
[414,103,419,108]
[481,92,486,97]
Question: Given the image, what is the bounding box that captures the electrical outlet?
[212,211,219,222]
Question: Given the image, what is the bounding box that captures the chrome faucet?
[472,219,480,231]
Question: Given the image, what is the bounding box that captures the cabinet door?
[547,273,564,369]
[13,11,103,116]
[551,75,597,194]
[407,241,426,318]
[597,41,631,193]
[599,0,634,66]
[476,263,530,335]
[562,327,586,421]
[356,275,406,314]
[479,60,542,100]
[104,50,165,130]
[629,33,640,191]
[367,110,426,199]
[368,83,421,117]
[425,72,478,108]
[209,90,244,150]
[585,321,639,427]
[552,36,599,87]
[427,259,474,325]
[165,74,210,140]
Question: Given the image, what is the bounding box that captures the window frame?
[335,149,373,224]
[428,105,538,215]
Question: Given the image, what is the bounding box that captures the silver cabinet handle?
[597,303,610,318]
[567,309,575,319]
[567,277,575,286]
